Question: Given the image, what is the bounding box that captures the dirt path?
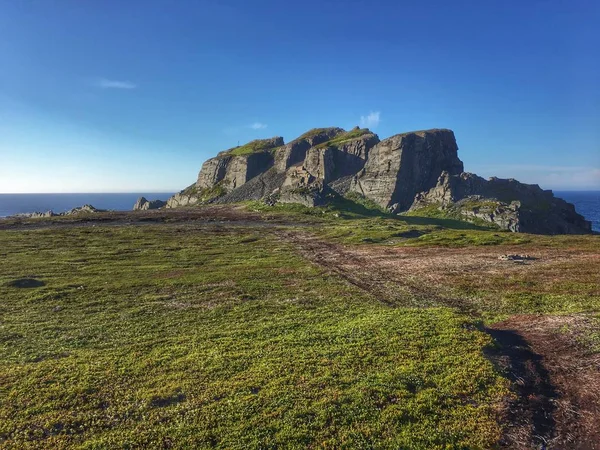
[490,316,600,450]
[278,230,600,450]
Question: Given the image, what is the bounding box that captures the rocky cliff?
[410,171,591,234]
[160,127,591,234]
[133,197,166,211]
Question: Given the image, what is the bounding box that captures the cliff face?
[161,127,591,235]
[349,129,463,212]
[133,197,166,211]
[411,172,592,234]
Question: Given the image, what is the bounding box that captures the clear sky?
[1,0,599,193]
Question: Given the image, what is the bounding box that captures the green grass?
[294,127,343,141]
[248,200,530,247]
[226,138,281,156]
[315,128,372,149]
[0,225,508,449]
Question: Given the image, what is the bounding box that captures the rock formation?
[410,171,591,234]
[349,129,463,212]
[10,204,105,219]
[133,197,166,211]
[164,127,592,234]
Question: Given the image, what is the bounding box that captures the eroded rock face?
[273,128,345,172]
[133,197,166,211]
[197,137,283,192]
[222,152,274,191]
[166,190,199,209]
[165,127,591,235]
[411,171,592,234]
[350,129,463,212]
[197,156,231,190]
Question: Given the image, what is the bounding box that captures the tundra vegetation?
[1,202,598,449]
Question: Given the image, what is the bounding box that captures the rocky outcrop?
[196,137,284,193]
[167,128,379,209]
[410,172,592,234]
[12,210,56,218]
[65,204,103,215]
[274,128,344,172]
[350,129,463,213]
[164,126,591,235]
[166,185,200,208]
[10,204,105,219]
[133,197,166,211]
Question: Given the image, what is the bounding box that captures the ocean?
[0,193,174,218]
[555,191,600,232]
[0,191,598,232]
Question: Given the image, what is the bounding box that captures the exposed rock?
[350,129,463,212]
[196,156,231,190]
[164,126,591,235]
[274,128,344,172]
[498,254,535,261]
[222,151,274,191]
[216,168,287,203]
[304,147,335,183]
[10,204,105,219]
[166,185,200,208]
[410,171,592,234]
[133,197,166,211]
[17,210,56,218]
[331,131,380,178]
[64,204,103,215]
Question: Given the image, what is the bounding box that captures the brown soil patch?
[489,315,600,449]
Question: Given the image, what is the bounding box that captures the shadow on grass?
[6,278,45,288]
[397,214,492,231]
[486,327,557,448]
[331,195,491,232]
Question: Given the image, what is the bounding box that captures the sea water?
[0,193,174,217]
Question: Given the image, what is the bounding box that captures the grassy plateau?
[1,203,598,449]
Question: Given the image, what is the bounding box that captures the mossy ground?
[1,225,507,449]
[1,201,598,448]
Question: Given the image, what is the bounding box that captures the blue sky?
[1,0,599,193]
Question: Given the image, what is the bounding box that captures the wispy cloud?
[94,78,137,89]
[360,111,380,128]
[250,122,268,130]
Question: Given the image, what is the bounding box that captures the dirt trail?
[490,316,600,449]
[278,230,600,450]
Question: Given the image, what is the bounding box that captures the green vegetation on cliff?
[315,127,372,149]
[225,137,283,156]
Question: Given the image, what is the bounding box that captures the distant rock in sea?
[161,127,591,235]
[10,204,105,219]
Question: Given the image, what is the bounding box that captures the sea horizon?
[0,192,175,218]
